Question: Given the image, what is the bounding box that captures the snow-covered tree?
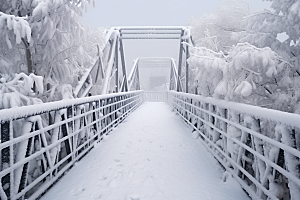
[0,11,31,74]
[0,0,97,103]
[83,26,106,58]
[189,0,249,52]
[188,0,300,114]
[232,0,300,60]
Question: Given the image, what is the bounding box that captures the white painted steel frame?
[0,91,143,200]
[168,91,300,200]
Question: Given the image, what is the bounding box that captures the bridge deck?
[40,102,249,200]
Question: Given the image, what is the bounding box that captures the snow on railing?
[144,91,166,102]
[167,91,300,200]
[0,91,143,200]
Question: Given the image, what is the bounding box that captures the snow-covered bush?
[188,46,226,97]
[189,42,300,113]
[0,73,43,109]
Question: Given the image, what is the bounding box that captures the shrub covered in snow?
[0,73,43,109]
[188,42,300,113]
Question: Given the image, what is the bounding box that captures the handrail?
[167,91,300,200]
[0,91,143,200]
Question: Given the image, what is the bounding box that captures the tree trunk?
[22,38,33,74]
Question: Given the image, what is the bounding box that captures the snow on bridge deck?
[40,102,249,200]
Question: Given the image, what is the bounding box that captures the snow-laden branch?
[0,12,31,45]
[182,41,225,58]
[243,10,282,20]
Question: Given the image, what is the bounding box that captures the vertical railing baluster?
[17,122,34,196]
[1,121,10,199]
[61,111,72,163]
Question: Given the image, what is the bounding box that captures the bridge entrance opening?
[136,57,172,91]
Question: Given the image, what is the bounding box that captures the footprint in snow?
[114,159,120,162]
[126,193,142,200]
[99,175,107,180]
[108,179,119,188]
[69,187,85,196]
[133,164,145,170]
[92,193,102,199]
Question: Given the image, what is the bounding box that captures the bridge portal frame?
[100,26,193,94]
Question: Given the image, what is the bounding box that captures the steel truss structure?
[167,91,300,200]
[83,26,193,95]
[0,91,143,200]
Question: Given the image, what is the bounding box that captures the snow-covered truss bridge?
[75,26,191,97]
[1,26,300,200]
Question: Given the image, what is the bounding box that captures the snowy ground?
[40,102,250,200]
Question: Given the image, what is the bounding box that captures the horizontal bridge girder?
[118,27,185,31]
[120,32,182,35]
[120,37,180,40]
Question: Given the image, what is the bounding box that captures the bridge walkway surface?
[40,102,250,200]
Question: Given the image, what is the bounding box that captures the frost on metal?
[168,91,300,200]
[0,91,143,200]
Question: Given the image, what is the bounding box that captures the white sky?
[81,0,271,76]
[82,0,271,27]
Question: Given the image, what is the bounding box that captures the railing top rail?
[168,91,300,129]
[120,37,181,40]
[0,91,143,123]
[136,57,175,61]
[121,32,181,35]
[116,26,187,30]
[144,91,166,93]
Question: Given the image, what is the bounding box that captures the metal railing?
[144,91,166,102]
[168,91,300,200]
[0,91,143,200]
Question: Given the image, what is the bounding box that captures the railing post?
[177,30,184,92]
[1,121,11,199]
[136,65,140,90]
[119,33,128,92]
[17,121,35,194]
[115,38,119,92]
[185,40,190,93]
